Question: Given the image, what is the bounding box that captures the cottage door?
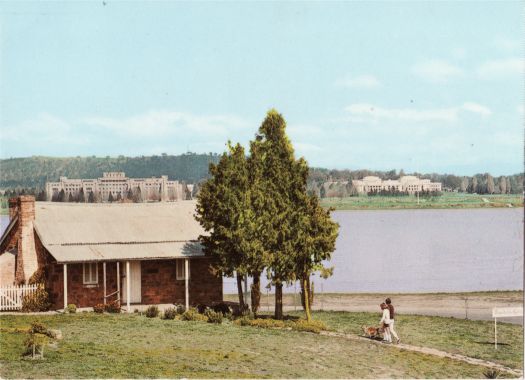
[122,261,142,304]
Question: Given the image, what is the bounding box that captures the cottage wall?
[141,259,222,306]
[46,261,119,310]
[46,257,222,309]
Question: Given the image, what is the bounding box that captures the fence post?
[294,283,297,312]
[321,283,324,311]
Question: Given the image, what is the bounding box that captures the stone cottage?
[0,196,222,310]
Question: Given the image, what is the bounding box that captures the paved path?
[320,330,523,377]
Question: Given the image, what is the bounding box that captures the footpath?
[320,330,524,377]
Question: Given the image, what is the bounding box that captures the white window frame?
[83,263,98,285]
[176,259,190,280]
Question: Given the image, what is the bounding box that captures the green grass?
[321,193,524,210]
[0,313,514,379]
[296,311,523,370]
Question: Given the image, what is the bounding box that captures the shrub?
[212,302,231,315]
[483,369,500,379]
[234,316,253,326]
[249,318,285,329]
[66,304,77,313]
[21,286,50,312]
[30,322,48,335]
[196,304,208,314]
[181,307,208,322]
[174,304,185,314]
[232,303,251,317]
[23,332,48,358]
[292,319,327,333]
[105,300,121,313]
[93,304,105,313]
[145,305,159,318]
[204,308,223,324]
[163,307,177,320]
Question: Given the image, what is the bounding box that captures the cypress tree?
[250,110,310,319]
[196,142,251,310]
[57,189,66,202]
[78,188,85,203]
[293,195,339,321]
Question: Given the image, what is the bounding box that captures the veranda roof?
[33,201,205,263]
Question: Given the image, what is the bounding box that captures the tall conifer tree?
[196,142,251,309]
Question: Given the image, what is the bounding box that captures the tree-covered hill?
[0,153,523,195]
[0,153,220,188]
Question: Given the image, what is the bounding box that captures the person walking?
[386,298,400,344]
[379,303,392,343]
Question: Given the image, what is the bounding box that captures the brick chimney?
[14,196,38,284]
[8,197,18,221]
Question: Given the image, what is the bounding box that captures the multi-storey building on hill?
[352,175,442,194]
[45,172,188,202]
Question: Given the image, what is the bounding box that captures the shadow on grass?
[473,341,511,346]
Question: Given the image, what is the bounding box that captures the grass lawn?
[0,312,521,379]
[292,311,523,370]
[321,193,524,210]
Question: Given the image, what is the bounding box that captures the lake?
[1,208,523,293]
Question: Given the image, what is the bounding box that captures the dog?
[362,325,384,339]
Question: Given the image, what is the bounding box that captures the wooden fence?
[0,284,40,311]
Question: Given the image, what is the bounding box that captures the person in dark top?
[385,298,400,344]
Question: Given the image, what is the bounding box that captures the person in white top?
[385,298,400,344]
[379,302,392,343]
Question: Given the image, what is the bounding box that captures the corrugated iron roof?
[45,241,203,263]
[33,201,206,263]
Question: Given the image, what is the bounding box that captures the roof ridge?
[53,239,200,246]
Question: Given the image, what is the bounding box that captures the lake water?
[2,208,523,293]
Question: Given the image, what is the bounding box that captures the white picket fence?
[0,284,40,311]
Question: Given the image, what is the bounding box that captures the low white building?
[45,172,188,202]
[352,176,441,194]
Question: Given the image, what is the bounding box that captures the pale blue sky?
[1,1,523,175]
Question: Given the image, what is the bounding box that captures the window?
[83,263,98,285]
[176,260,190,280]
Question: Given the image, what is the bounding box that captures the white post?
[495,317,497,349]
[116,262,120,302]
[63,264,68,310]
[103,262,107,305]
[184,259,189,310]
[126,261,130,313]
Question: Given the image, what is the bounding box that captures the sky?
[1,1,523,176]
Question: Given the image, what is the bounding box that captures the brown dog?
[362,325,383,339]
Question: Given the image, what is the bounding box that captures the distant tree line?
[0,153,220,189]
[307,169,523,198]
[0,154,522,198]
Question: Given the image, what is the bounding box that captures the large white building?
[352,176,442,194]
[45,172,188,202]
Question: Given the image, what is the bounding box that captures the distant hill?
[0,154,523,195]
[0,153,220,188]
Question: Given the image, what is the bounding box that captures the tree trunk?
[236,273,245,309]
[303,277,312,321]
[275,282,283,320]
[300,275,314,312]
[251,272,261,317]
